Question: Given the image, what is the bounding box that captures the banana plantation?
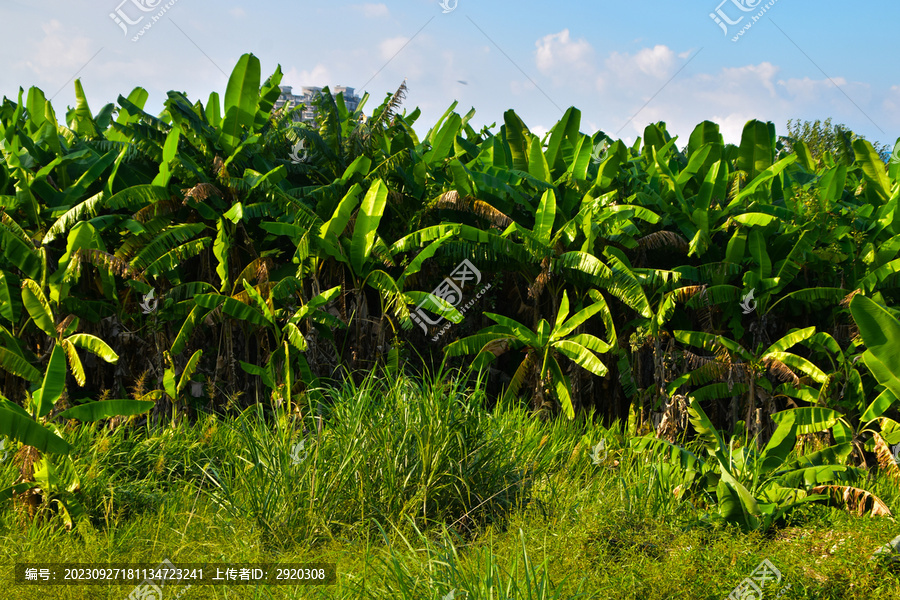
[3,52,900,596]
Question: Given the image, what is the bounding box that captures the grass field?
[4,371,899,600]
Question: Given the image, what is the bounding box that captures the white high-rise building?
[275,85,361,122]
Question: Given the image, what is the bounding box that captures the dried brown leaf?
[671,285,706,303]
[873,432,900,481]
[56,314,76,335]
[528,257,551,300]
[182,182,222,204]
[435,190,512,229]
[637,231,689,253]
[810,485,893,518]
[840,289,862,308]
[764,358,800,385]
[133,198,181,223]
[483,338,511,357]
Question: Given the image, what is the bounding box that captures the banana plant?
[785,331,865,412]
[366,228,464,336]
[633,397,864,531]
[849,294,900,404]
[195,281,344,413]
[0,358,154,528]
[130,348,205,426]
[501,188,658,323]
[445,289,614,419]
[307,178,464,361]
[837,294,900,460]
[669,326,828,438]
[630,276,705,411]
[19,277,120,394]
[0,214,120,396]
[773,330,876,461]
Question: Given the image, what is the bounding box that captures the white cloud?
[283,65,332,87]
[775,76,822,99]
[530,125,550,140]
[709,113,757,145]
[883,85,900,122]
[606,45,676,81]
[719,62,779,97]
[633,45,676,79]
[509,79,532,97]
[228,7,246,18]
[23,20,94,81]
[600,61,891,146]
[380,36,409,61]
[583,57,790,144]
[776,75,851,105]
[355,3,389,18]
[534,29,593,76]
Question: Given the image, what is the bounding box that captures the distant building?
[275,85,361,122]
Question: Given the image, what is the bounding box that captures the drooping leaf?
[850,295,900,400]
[0,407,69,454]
[57,400,155,422]
[177,350,203,394]
[547,356,575,420]
[0,342,40,383]
[22,280,55,336]
[553,340,608,378]
[36,344,67,419]
[194,293,269,327]
[810,485,892,517]
[65,333,119,364]
[772,407,840,435]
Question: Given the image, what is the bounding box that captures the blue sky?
[2,0,898,147]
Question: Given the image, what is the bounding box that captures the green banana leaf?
[850,295,900,400]
[57,399,155,422]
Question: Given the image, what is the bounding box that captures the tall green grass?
[3,368,900,598]
[354,519,592,600]
[200,368,538,549]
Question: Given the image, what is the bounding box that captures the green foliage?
[203,371,527,548]
[850,295,900,411]
[446,290,613,419]
[781,117,891,167]
[7,372,900,597]
[1,54,900,516]
[633,398,867,533]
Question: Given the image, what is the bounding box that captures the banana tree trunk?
[746,374,756,439]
